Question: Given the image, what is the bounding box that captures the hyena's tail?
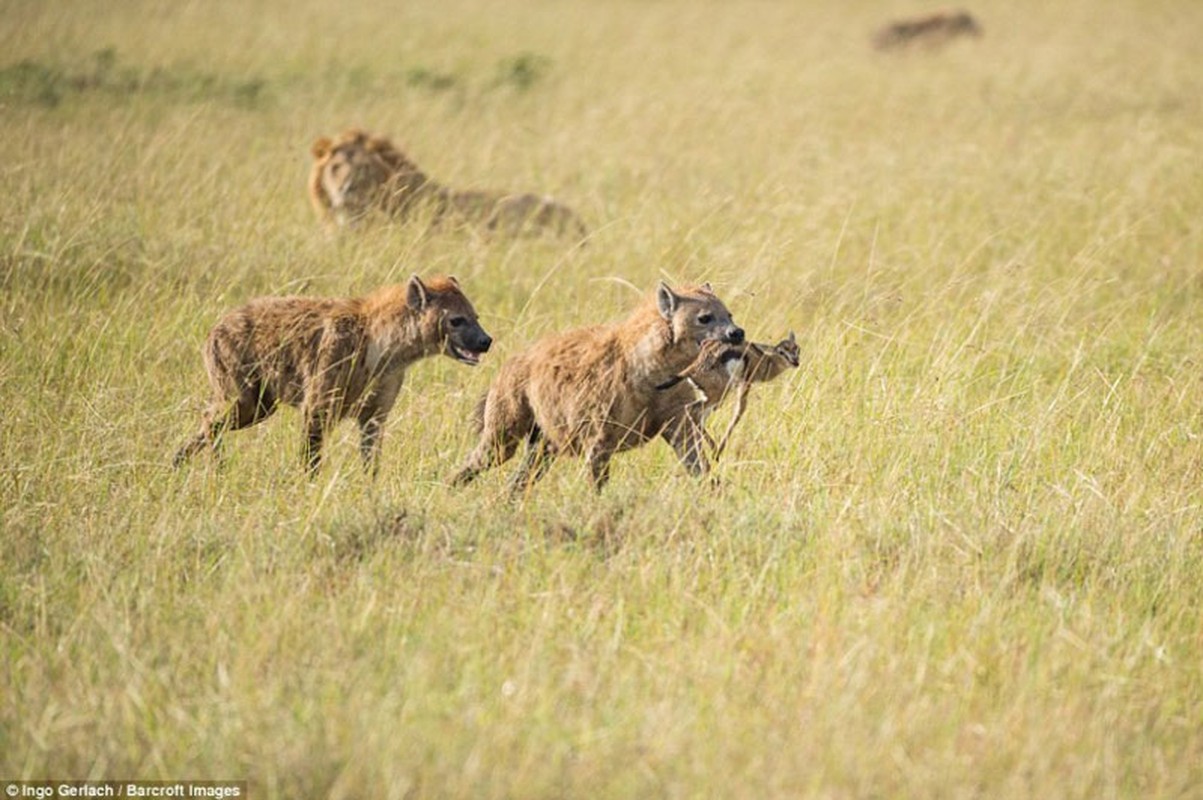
[472,393,488,433]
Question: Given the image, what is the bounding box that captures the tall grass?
[3,0,1202,796]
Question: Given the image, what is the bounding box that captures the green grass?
[3,0,1203,796]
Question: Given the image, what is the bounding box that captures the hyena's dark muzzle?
[446,323,493,366]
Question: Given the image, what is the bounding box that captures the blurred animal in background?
[173,275,492,475]
[872,9,982,51]
[309,129,587,241]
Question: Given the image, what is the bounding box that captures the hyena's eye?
[448,316,466,328]
[697,313,714,325]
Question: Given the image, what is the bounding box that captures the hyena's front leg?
[357,416,384,475]
[664,409,712,478]
[356,378,403,476]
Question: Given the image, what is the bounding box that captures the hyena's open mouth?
[447,341,486,366]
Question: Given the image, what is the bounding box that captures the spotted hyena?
[452,282,744,494]
[174,275,492,474]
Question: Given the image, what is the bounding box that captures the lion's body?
[452,283,745,494]
[309,129,587,239]
[174,276,492,474]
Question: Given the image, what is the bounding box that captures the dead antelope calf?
[452,282,744,495]
[654,333,799,463]
[174,275,492,474]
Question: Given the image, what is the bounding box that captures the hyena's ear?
[787,330,796,344]
[311,137,333,160]
[698,281,714,295]
[446,275,461,288]
[406,275,429,311]
[656,281,681,320]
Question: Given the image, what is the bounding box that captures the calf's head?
[773,331,800,368]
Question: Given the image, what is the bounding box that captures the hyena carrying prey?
[654,333,800,463]
[174,275,492,475]
[451,282,745,495]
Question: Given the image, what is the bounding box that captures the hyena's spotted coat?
[174,275,492,474]
[452,282,744,495]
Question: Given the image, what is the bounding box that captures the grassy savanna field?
[3,0,1203,795]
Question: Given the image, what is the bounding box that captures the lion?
[309,129,588,240]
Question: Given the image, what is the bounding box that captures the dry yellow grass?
[3,0,1203,796]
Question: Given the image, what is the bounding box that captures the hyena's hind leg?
[585,442,616,493]
[302,403,342,477]
[506,428,558,500]
[450,392,533,487]
[451,429,524,487]
[173,385,278,467]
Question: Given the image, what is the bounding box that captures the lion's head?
[309,129,428,227]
